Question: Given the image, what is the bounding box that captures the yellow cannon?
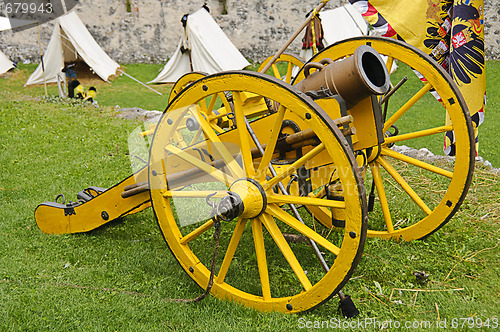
[34,1,475,315]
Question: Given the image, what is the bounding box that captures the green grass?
[483,60,500,166]
[0,63,499,331]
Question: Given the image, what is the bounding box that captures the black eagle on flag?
[449,2,485,85]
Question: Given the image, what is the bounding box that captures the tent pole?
[188,50,193,72]
[343,6,367,36]
[60,0,68,13]
[37,22,48,96]
[117,69,163,96]
[259,0,330,74]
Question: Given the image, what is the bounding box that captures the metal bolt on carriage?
[35,1,475,314]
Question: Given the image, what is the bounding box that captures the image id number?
[451,317,498,329]
[1,1,53,14]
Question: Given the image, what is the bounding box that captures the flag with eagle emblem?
[349,0,485,156]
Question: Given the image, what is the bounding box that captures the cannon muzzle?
[295,45,390,107]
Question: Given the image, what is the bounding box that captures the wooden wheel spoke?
[384,83,432,132]
[232,91,256,177]
[271,63,281,79]
[210,123,225,135]
[180,219,214,245]
[384,125,454,145]
[192,110,244,178]
[267,194,346,209]
[206,94,217,115]
[386,56,395,73]
[266,205,341,256]
[189,128,203,146]
[381,147,453,179]
[256,105,286,179]
[284,62,294,83]
[263,143,325,191]
[164,145,235,186]
[173,130,188,149]
[216,218,247,284]
[198,98,208,113]
[259,214,312,291]
[369,162,395,233]
[251,218,271,300]
[377,156,432,215]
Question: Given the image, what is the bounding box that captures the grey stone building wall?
[0,0,499,64]
[484,1,500,60]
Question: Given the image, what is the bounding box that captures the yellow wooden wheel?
[294,37,475,241]
[165,72,235,149]
[168,72,208,104]
[149,71,367,313]
[258,53,304,84]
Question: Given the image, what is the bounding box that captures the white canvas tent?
[25,11,120,86]
[300,4,369,60]
[149,7,250,84]
[0,17,12,31]
[0,49,14,75]
[0,16,36,32]
[322,4,369,46]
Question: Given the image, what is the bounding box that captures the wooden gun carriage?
[35,1,475,314]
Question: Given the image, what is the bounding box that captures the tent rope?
[57,32,79,59]
[117,69,163,96]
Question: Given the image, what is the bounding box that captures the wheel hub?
[228,178,267,219]
[216,193,244,221]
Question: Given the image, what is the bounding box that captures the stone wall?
[0,0,498,64]
[484,1,500,60]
